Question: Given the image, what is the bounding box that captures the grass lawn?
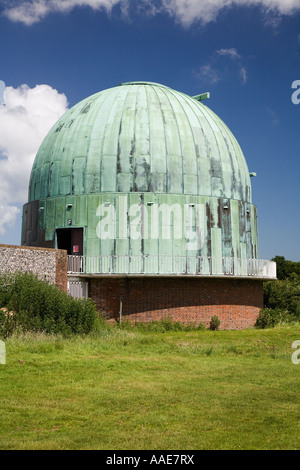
[0,324,300,450]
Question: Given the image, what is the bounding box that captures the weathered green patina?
[22,81,259,270]
[29,81,251,202]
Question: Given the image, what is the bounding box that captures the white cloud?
[0,204,20,235]
[262,11,283,28]
[195,64,220,84]
[196,47,248,85]
[216,48,241,60]
[3,0,125,25]
[240,66,248,83]
[0,84,68,235]
[2,0,300,26]
[160,0,300,26]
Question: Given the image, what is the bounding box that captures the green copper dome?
[23,81,259,270]
[29,81,252,203]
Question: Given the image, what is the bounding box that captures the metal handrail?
[67,255,276,279]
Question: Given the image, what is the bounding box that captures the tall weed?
[0,272,99,338]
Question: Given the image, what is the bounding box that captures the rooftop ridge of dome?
[119,81,169,87]
[119,81,210,102]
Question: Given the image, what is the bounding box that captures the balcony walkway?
[67,255,276,279]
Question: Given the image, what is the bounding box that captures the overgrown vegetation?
[0,272,100,338]
[256,256,300,329]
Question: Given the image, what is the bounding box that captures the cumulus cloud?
[0,84,68,235]
[2,0,125,25]
[161,0,300,26]
[2,0,300,26]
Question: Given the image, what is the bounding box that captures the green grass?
[1,324,300,450]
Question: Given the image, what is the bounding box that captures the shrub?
[263,275,300,317]
[209,315,220,331]
[0,272,99,338]
[255,308,294,329]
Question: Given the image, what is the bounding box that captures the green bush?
[264,275,300,315]
[255,308,294,329]
[0,272,99,338]
[209,315,220,331]
[260,259,300,328]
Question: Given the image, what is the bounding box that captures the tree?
[272,256,300,280]
[264,274,300,316]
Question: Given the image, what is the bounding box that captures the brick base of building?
[88,277,264,330]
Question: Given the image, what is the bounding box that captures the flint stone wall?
[0,244,67,291]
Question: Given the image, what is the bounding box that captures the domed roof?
[29,81,252,203]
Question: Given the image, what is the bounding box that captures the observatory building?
[22,81,276,329]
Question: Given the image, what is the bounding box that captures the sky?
[0,0,299,262]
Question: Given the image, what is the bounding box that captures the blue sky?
[0,0,299,261]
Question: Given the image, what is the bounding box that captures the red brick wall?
[89,277,264,330]
[55,250,68,291]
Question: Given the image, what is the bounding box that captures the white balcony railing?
[67,255,276,279]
